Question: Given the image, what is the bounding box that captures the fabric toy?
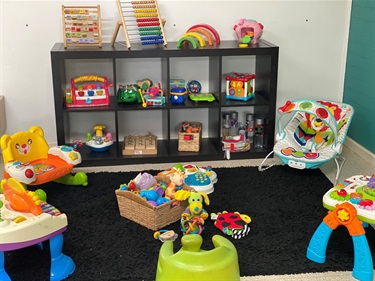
[211,211,251,239]
[175,190,210,235]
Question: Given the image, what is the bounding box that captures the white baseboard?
[344,136,375,163]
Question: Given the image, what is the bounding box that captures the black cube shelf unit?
[51,40,279,167]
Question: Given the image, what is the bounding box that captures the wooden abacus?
[111,0,167,49]
[62,5,102,48]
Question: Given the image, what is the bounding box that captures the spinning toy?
[111,0,167,49]
[86,124,114,152]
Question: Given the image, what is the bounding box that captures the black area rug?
[4,166,375,281]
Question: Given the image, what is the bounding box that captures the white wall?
[0,0,351,144]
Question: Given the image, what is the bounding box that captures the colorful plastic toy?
[86,124,114,152]
[65,75,112,108]
[226,72,256,101]
[177,24,221,49]
[259,99,354,185]
[307,202,373,281]
[153,230,178,242]
[0,126,88,186]
[307,174,375,281]
[170,87,187,104]
[175,190,210,235]
[233,19,264,45]
[211,211,251,239]
[0,178,75,281]
[117,84,142,103]
[155,234,240,281]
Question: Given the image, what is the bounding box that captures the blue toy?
[307,202,373,281]
[170,87,187,104]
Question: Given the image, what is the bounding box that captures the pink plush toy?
[233,19,264,44]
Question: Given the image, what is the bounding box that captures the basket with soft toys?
[115,168,194,230]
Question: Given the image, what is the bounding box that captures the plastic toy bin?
[115,176,192,230]
[178,122,202,152]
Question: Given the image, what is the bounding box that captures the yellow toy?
[1,126,88,186]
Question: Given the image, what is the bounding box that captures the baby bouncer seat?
[259,99,354,184]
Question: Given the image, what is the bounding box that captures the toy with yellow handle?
[138,89,147,108]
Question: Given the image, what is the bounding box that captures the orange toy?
[1,126,88,186]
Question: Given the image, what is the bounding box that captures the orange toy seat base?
[4,155,74,185]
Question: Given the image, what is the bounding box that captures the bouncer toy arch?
[259,99,354,185]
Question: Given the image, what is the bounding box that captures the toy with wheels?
[0,126,88,187]
[155,234,240,281]
[86,124,114,152]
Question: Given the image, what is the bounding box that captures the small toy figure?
[165,169,186,199]
[175,190,210,235]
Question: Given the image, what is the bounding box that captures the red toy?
[66,75,112,108]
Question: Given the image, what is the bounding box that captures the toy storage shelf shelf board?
[51,40,278,167]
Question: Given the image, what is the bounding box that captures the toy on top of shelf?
[225,72,256,101]
[111,0,167,49]
[0,177,75,281]
[177,24,221,49]
[233,19,264,46]
[175,190,210,235]
[211,211,251,239]
[0,125,88,187]
[187,24,221,44]
[66,75,112,108]
[86,124,114,152]
[155,234,240,281]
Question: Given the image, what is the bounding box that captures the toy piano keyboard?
[322,174,375,224]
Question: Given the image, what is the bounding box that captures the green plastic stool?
[156,234,240,281]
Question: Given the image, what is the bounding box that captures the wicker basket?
[178,122,202,152]
[115,175,192,230]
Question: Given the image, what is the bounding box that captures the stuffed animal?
[175,190,210,235]
[165,169,186,200]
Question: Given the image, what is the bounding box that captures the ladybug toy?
[211,211,251,239]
